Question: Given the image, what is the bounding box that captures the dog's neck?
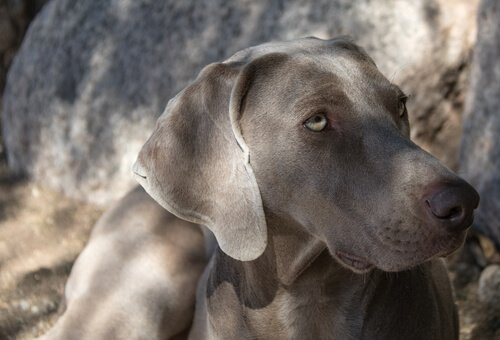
[198,214,457,339]
[205,213,354,307]
[263,215,327,286]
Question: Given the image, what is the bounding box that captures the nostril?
[425,199,431,209]
[432,204,463,220]
[447,206,462,219]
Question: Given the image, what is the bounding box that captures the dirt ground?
[0,162,103,339]
[0,159,498,339]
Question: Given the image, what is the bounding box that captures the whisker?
[389,64,409,83]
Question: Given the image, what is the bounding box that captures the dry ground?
[0,162,103,339]
[0,161,498,339]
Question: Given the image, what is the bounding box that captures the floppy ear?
[138,55,286,261]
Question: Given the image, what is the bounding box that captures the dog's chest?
[241,279,365,340]
[200,262,458,340]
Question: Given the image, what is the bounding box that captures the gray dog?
[43,37,479,339]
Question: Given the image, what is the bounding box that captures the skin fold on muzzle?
[133,37,479,339]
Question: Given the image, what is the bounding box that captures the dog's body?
[40,187,209,339]
[42,37,479,339]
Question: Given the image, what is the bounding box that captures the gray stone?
[460,0,500,248]
[2,0,478,204]
[0,0,49,160]
[478,265,500,310]
[0,10,16,51]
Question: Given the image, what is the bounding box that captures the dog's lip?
[134,171,147,180]
[132,161,147,180]
[334,250,374,273]
[436,231,467,257]
[369,229,467,272]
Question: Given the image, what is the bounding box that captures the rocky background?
[0,0,498,339]
[1,0,478,204]
[0,0,47,160]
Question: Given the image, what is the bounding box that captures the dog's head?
[134,37,479,273]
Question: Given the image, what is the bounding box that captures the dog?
[39,187,211,339]
[42,37,479,339]
[134,37,479,339]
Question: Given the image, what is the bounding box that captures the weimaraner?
[42,37,479,339]
[40,186,212,339]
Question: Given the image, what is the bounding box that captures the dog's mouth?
[432,231,468,259]
[334,250,374,273]
[369,229,468,272]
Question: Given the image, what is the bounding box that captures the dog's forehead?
[229,38,392,98]
[299,54,397,109]
[235,44,404,129]
[239,41,396,113]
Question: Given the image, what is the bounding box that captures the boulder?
[460,0,500,248]
[0,0,48,158]
[2,0,478,204]
[0,0,47,93]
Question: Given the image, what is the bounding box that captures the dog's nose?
[424,182,480,232]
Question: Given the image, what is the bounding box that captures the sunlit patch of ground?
[0,162,102,339]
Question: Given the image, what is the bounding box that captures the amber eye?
[304,114,328,132]
[398,96,408,117]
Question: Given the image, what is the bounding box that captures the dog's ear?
[138,54,288,261]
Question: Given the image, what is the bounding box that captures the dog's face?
[238,49,479,272]
[135,38,479,272]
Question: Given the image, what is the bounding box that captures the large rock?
[460,0,500,248]
[0,0,48,158]
[2,0,478,205]
[0,0,47,93]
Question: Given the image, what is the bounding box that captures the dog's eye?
[304,114,328,132]
[398,96,408,118]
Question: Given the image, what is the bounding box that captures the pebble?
[31,305,39,315]
[18,299,29,311]
[478,264,500,309]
